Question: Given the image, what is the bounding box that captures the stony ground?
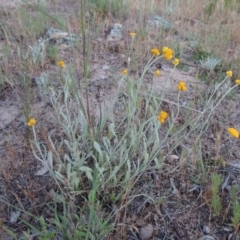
[1,1,240,240]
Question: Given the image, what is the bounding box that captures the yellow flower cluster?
[226,70,232,77]
[172,58,180,66]
[27,118,36,127]
[162,47,168,53]
[129,32,136,37]
[228,128,239,138]
[150,46,177,62]
[122,69,128,75]
[235,79,240,85]
[155,70,160,76]
[157,111,168,123]
[58,60,65,68]
[151,48,160,56]
[225,70,240,85]
[177,81,187,91]
[162,47,174,60]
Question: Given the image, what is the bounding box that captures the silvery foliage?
[28,38,46,66]
[38,72,49,85]
[200,57,221,71]
[189,41,199,49]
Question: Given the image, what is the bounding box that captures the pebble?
[203,225,210,234]
[139,224,154,240]
[199,235,215,240]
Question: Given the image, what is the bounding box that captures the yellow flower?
[155,70,160,76]
[27,118,36,127]
[122,69,128,75]
[157,111,168,123]
[151,48,160,56]
[226,70,233,77]
[129,32,136,37]
[177,81,187,91]
[228,127,239,138]
[162,46,169,53]
[172,58,179,66]
[57,60,65,68]
[164,48,174,61]
[235,79,240,85]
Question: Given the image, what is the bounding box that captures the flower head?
[155,70,161,76]
[235,79,240,85]
[163,48,174,61]
[157,111,168,123]
[172,58,180,66]
[228,127,239,138]
[177,81,187,91]
[226,70,233,77]
[122,69,128,75]
[57,60,65,68]
[27,118,36,127]
[162,46,169,53]
[151,48,160,56]
[129,32,136,37]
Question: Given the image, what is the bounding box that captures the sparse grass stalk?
[80,0,92,131]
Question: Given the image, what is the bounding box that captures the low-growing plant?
[3,0,240,238]
[46,44,58,63]
[191,48,211,63]
[210,173,223,216]
[231,201,240,232]
[28,46,240,238]
[200,57,221,72]
[230,185,240,232]
[28,38,46,68]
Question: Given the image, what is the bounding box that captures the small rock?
[106,23,123,42]
[203,225,210,234]
[0,106,20,129]
[10,211,21,223]
[168,154,179,161]
[44,28,81,50]
[199,235,215,240]
[147,15,172,29]
[139,224,154,240]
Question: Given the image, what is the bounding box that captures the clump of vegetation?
[210,173,223,216]
[1,0,240,239]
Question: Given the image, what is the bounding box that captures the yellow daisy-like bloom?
[155,70,160,76]
[151,48,160,56]
[177,81,187,91]
[27,118,36,127]
[157,111,168,123]
[228,127,239,138]
[164,48,174,61]
[172,58,179,66]
[226,70,233,77]
[122,69,128,75]
[235,79,240,85]
[57,60,65,68]
[129,32,136,37]
[162,46,169,53]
